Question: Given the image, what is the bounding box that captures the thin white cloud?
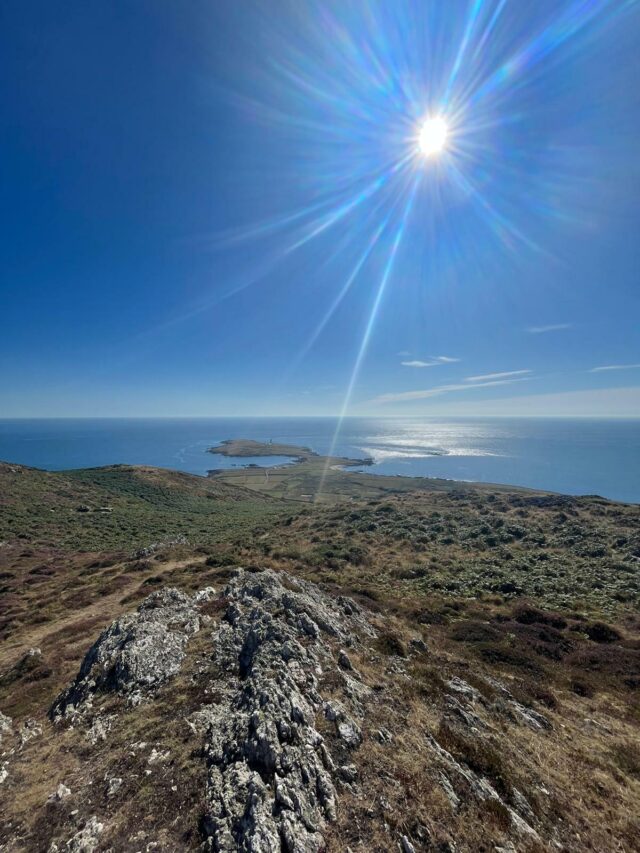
[465,369,531,382]
[397,350,411,357]
[589,363,640,373]
[401,355,460,368]
[373,376,530,405]
[527,323,572,334]
[364,386,640,418]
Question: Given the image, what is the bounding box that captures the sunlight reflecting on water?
[0,417,638,503]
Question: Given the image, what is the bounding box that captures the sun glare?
[418,116,449,157]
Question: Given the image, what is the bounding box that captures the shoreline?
[0,435,620,503]
[206,438,631,504]
[205,438,559,502]
[0,434,634,504]
[1,420,638,503]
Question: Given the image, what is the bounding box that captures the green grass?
[1,448,639,853]
[0,462,294,552]
[267,492,640,617]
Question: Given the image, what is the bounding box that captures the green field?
[0,461,292,552]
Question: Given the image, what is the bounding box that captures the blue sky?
[1,0,639,417]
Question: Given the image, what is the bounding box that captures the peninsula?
[208,438,525,504]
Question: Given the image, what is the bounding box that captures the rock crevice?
[199,569,372,853]
[50,570,372,853]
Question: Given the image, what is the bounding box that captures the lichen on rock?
[51,587,215,718]
[199,569,372,852]
[48,570,372,852]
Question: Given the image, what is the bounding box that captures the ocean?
[0,417,638,504]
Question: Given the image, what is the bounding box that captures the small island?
[208,439,317,461]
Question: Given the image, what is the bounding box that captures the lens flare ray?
[134,0,637,437]
[316,176,420,500]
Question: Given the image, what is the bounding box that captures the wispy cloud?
[397,350,411,357]
[466,369,531,382]
[527,323,572,334]
[401,355,460,368]
[367,386,640,418]
[589,363,640,373]
[373,376,529,405]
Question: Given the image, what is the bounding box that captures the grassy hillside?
[265,489,640,617]
[1,452,639,850]
[0,462,292,552]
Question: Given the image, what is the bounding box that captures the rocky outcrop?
[0,711,12,745]
[48,816,104,852]
[49,570,373,852]
[431,676,544,842]
[51,587,215,718]
[198,569,372,852]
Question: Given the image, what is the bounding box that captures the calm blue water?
[0,417,638,503]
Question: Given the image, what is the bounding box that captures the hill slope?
[0,458,639,850]
[0,461,290,551]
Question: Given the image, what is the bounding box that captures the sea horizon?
[3,415,640,420]
[2,416,639,504]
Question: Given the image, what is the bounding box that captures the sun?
[418,116,449,157]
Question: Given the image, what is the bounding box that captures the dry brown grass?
[1,469,639,850]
